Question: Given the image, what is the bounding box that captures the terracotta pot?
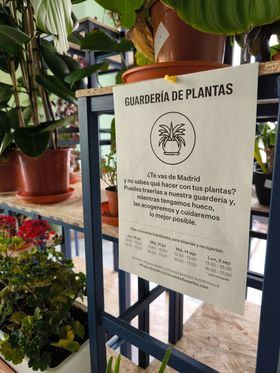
[272,52,280,61]
[105,187,118,217]
[150,0,226,63]
[0,151,21,193]
[19,149,70,196]
[122,60,227,83]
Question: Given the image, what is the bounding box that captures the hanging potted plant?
[0,0,108,203]
[0,215,89,372]
[95,0,280,82]
[100,151,118,225]
[254,122,276,206]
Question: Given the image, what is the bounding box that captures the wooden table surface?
[0,181,118,239]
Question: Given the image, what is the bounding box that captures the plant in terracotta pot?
[100,151,118,218]
[95,0,280,81]
[0,221,88,372]
[254,122,277,206]
[0,0,108,203]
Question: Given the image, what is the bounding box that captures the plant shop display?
[254,122,277,206]
[100,151,118,222]
[95,0,280,81]
[0,0,108,202]
[0,215,87,372]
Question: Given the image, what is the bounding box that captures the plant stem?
[10,59,25,128]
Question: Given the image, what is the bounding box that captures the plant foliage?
[254,122,277,174]
[0,248,86,371]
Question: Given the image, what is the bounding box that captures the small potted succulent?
[0,215,88,372]
[100,151,118,218]
[254,122,277,206]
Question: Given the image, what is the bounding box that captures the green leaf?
[10,311,27,324]
[0,110,11,133]
[162,0,280,35]
[254,136,268,173]
[114,355,121,373]
[0,82,13,104]
[0,25,29,56]
[0,340,25,365]
[14,127,50,158]
[94,0,145,29]
[81,29,117,51]
[30,0,73,53]
[106,356,113,373]
[40,39,70,79]
[0,133,13,155]
[36,75,77,104]
[38,114,77,133]
[64,62,108,88]
[114,38,134,53]
[68,31,85,46]
[71,320,85,339]
[6,107,32,129]
[135,50,153,66]
[158,347,173,373]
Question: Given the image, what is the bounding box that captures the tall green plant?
[0,0,110,159]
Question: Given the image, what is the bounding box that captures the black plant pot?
[254,170,272,206]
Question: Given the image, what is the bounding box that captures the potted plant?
[100,151,118,219]
[0,0,108,203]
[95,0,280,82]
[254,122,276,206]
[0,215,88,372]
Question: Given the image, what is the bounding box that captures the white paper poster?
[114,63,258,314]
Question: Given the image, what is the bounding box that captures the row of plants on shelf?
[0,0,133,202]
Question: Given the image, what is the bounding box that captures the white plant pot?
[1,338,90,373]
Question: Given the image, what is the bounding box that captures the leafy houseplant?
[0,0,109,200]
[95,0,280,80]
[254,122,277,205]
[100,151,118,217]
[0,215,87,372]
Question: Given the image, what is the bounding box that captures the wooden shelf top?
[76,61,280,98]
[0,181,118,239]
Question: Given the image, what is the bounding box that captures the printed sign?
[113,64,258,314]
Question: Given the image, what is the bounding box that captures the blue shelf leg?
[256,77,280,373]
[61,225,72,258]
[169,291,183,344]
[74,230,80,256]
[138,278,150,368]
[78,96,106,372]
[113,241,119,271]
[118,267,132,358]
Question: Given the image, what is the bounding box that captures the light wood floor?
[73,257,260,373]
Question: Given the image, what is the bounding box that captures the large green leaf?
[31,0,73,53]
[94,0,145,29]
[6,107,32,129]
[0,83,13,104]
[0,25,29,56]
[14,127,50,158]
[64,62,108,88]
[81,29,134,54]
[36,75,77,104]
[40,40,70,79]
[162,0,280,35]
